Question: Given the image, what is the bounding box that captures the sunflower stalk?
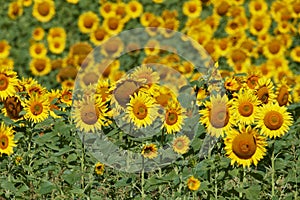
[141,157,145,199]
[271,142,275,198]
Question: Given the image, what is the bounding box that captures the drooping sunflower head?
[254,77,276,104]
[256,103,293,138]
[224,125,267,168]
[275,78,292,106]
[0,122,17,156]
[141,143,158,159]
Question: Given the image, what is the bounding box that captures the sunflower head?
[187,176,201,191]
[172,135,190,154]
[141,143,158,159]
[0,122,17,156]
[95,162,105,175]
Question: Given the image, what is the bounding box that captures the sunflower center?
[30,102,44,115]
[210,105,229,128]
[95,29,105,40]
[296,50,300,57]
[0,135,9,150]
[217,1,230,16]
[264,111,283,130]
[133,103,148,120]
[34,59,46,72]
[257,86,269,104]
[0,74,9,91]
[189,4,197,13]
[103,4,111,13]
[130,5,137,12]
[238,102,253,117]
[254,20,263,31]
[0,43,4,52]
[232,133,257,159]
[293,2,300,14]
[247,76,259,89]
[35,46,42,54]
[81,105,99,125]
[254,2,262,11]
[84,17,94,28]
[174,140,184,150]
[108,18,119,30]
[105,40,119,54]
[37,2,50,16]
[12,3,19,15]
[166,111,178,126]
[268,40,280,54]
[232,49,246,63]
[277,86,289,106]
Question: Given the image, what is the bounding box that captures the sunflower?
[163,101,186,134]
[245,71,261,89]
[141,143,158,159]
[161,18,180,38]
[30,57,52,76]
[95,79,114,103]
[263,38,285,59]
[254,77,276,104]
[103,15,124,35]
[0,40,11,59]
[78,11,99,34]
[213,0,231,16]
[48,37,66,54]
[8,1,23,20]
[99,1,115,18]
[275,78,292,106]
[256,103,293,138]
[144,39,160,56]
[61,79,74,90]
[29,43,47,58]
[0,123,17,156]
[23,0,32,7]
[126,1,143,19]
[172,135,190,154]
[224,125,267,168]
[25,83,47,97]
[183,0,202,18]
[73,96,109,133]
[66,0,79,4]
[48,89,61,119]
[32,0,55,23]
[199,94,233,138]
[60,89,73,106]
[249,0,268,16]
[0,58,14,70]
[145,17,164,36]
[95,162,105,175]
[126,92,159,128]
[140,12,155,27]
[2,96,23,121]
[131,65,160,86]
[224,77,242,92]
[114,2,130,23]
[90,26,109,46]
[290,46,300,63]
[249,14,271,36]
[0,68,18,101]
[32,27,45,41]
[24,94,50,123]
[101,37,124,58]
[187,176,200,191]
[47,27,67,41]
[232,88,260,125]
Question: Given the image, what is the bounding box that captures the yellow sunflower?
[275,78,292,106]
[0,68,18,101]
[24,94,50,123]
[140,12,155,27]
[199,94,233,138]
[290,46,300,63]
[32,27,45,41]
[48,89,62,119]
[131,65,160,85]
[0,40,11,59]
[187,176,200,191]
[99,1,115,18]
[60,89,73,106]
[90,26,109,46]
[73,96,109,133]
[232,88,260,125]
[126,1,143,19]
[263,37,285,59]
[78,11,99,34]
[141,143,158,159]
[249,0,268,16]
[48,37,66,54]
[249,14,271,36]
[32,0,55,23]
[245,71,261,89]
[23,0,32,7]
[254,77,276,104]
[101,37,124,58]
[114,2,130,23]
[172,135,190,154]
[95,162,105,175]
[126,92,159,128]
[47,27,67,41]
[183,0,202,18]
[256,103,293,138]
[224,125,267,168]
[163,101,186,134]
[29,43,47,58]
[153,85,177,108]
[8,1,23,20]
[0,122,17,156]
[103,15,124,35]
[30,57,52,76]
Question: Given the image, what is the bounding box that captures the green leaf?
[62,170,81,185]
[245,185,261,200]
[1,180,16,192]
[38,181,55,195]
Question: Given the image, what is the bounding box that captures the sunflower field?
[1,0,300,199]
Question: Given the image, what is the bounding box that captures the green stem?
[215,168,218,199]
[271,143,275,198]
[239,167,245,198]
[161,128,165,146]
[81,135,85,190]
[141,157,145,199]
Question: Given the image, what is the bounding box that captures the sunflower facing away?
[24,94,50,123]
[232,88,260,125]
[172,135,190,154]
[256,103,293,138]
[0,122,17,156]
[224,125,267,168]
[199,94,233,138]
[126,91,159,128]
[141,143,158,159]
[163,100,186,134]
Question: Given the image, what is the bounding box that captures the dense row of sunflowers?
[0,0,300,198]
